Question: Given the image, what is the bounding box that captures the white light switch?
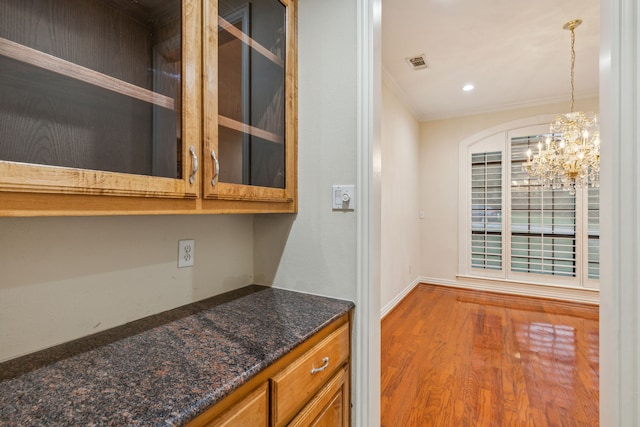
[332,185,355,210]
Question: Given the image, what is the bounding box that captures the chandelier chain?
[570,25,575,113]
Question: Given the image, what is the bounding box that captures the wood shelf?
[218,16,284,68]
[0,37,175,110]
[219,115,284,144]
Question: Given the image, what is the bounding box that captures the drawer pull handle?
[310,357,330,375]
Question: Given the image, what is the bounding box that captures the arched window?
[458,116,599,289]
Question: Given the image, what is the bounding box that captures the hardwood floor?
[381,284,599,427]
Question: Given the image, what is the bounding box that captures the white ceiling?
[382,0,600,121]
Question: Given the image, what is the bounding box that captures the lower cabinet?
[187,315,351,427]
[287,366,350,427]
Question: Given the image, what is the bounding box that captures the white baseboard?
[380,278,421,319]
[419,276,600,305]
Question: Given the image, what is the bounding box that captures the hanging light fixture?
[523,19,600,195]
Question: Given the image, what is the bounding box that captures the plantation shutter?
[471,151,502,270]
[587,186,600,279]
[510,136,576,277]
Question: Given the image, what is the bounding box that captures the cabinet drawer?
[271,323,350,426]
[200,383,268,427]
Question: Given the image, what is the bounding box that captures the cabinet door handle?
[189,146,198,184]
[310,357,330,375]
[211,149,220,186]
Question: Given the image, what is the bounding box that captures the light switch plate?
[178,239,195,268]
[332,185,355,210]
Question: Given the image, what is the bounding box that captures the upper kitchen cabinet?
[0,0,200,201]
[202,0,297,207]
[0,0,297,216]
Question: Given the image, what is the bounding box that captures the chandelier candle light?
[523,19,600,195]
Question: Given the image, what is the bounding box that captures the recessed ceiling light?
[463,84,475,92]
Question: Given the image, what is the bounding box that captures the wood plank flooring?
[381,284,599,427]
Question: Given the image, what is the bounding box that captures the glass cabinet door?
[0,0,200,198]
[203,0,296,202]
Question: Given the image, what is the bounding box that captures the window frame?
[458,117,599,290]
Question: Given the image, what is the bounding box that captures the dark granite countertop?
[0,285,354,426]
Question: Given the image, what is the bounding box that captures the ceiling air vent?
[406,54,428,71]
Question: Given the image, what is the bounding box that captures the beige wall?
[0,215,254,362]
[419,97,600,282]
[380,80,421,313]
[253,0,359,301]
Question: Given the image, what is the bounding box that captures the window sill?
[434,274,602,305]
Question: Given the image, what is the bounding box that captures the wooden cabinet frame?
[0,0,200,200]
[203,0,297,204]
[0,0,297,216]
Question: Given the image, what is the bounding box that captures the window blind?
[471,151,502,270]
[511,136,576,277]
[587,186,600,279]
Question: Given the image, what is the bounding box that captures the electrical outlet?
[178,239,195,268]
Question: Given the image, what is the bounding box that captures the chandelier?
[523,19,600,195]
